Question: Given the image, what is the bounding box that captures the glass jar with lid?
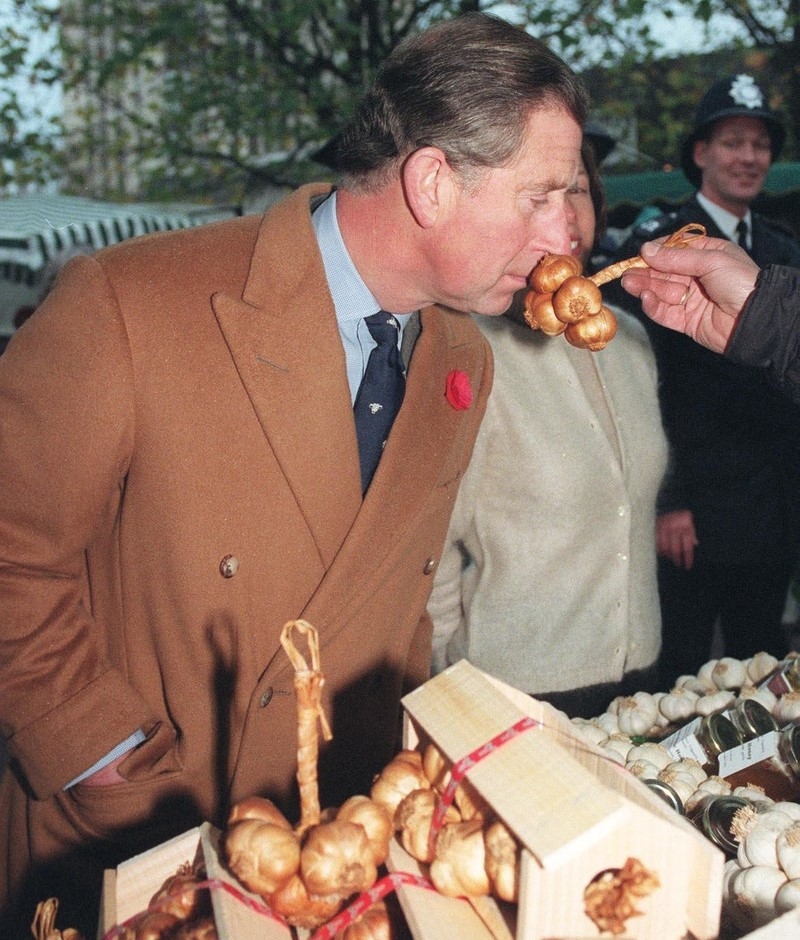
[725,698,779,741]
[660,713,743,772]
[642,778,684,815]
[687,794,755,856]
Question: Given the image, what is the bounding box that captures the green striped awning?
[0,194,239,284]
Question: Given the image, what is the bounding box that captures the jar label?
[718,730,780,777]
[661,716,707,763]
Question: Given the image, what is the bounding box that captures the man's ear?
[693,140,708,173]
[402,146,454,228]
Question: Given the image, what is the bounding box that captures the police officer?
[612,75,800,687]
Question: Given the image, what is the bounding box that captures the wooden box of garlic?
[97,822,297,940]
[387,659,724,940]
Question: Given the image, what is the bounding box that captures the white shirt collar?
[696,192,751,244]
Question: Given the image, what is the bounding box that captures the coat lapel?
[211,185,362,568]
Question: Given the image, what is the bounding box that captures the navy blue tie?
[736,219,749,249]
[353,311,405,493]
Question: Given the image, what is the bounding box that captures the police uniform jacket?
[612,195,800,564]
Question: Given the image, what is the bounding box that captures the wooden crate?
[97,822,299,940]
[390,660,725,940]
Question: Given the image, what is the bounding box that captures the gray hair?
[336,13,588,191]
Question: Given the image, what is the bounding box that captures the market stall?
[0,193,240,342]
[76,635,800,940]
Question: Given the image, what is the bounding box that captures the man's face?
[694,115,772,215]
[430,105,582,317]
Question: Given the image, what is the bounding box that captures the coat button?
[259,687,274,708]
[423,557,437,575]
[219,554,240,578]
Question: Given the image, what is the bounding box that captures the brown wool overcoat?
[0,184,492,935]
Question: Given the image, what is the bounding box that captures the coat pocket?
[58,721,191,844]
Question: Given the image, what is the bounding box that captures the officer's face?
[694,116,772,214]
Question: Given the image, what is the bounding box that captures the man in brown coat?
[0,13,586,936]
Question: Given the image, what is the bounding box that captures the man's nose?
[535,209,571,255]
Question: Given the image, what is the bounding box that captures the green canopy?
[603,162,800,208]
[602,162,800,232]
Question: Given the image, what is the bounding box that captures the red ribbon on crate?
[308,871,435,940]
[427,714,541,857]
[101,871,436,940]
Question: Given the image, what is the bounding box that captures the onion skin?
[341,901,392,940]
[564,306,618,351]
[530,253,582,293]
[484,819,520,903]
[552,275,602,324]
[395,787,459,863]
[133,911,181,940]
[228,795,292,830]
[370,749,430,822]
[524,291,567,336]
[224,818,301,897]
[267,873,344,930]
[336,795,393,866]
[429,818,491,898]
[300,819,378,898]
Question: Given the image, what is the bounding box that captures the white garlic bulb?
[712,657,748,691]
[776,823,800,880]
[625,742,672,771]
[775,878,800,915]
[695,689,736,716]
[697,659,720,691]
[773,691,800,725]
[615,691,659,736]
[737,685,778,713]
[736,808,794,869]
[658,687,699,724]
[568,719,608,748]
[727,865,788,932]
[746,652,780,685]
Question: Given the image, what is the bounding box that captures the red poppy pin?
[445,370,472,410]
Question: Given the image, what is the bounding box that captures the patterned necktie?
[353,311,406,493]
[736,218,749,249]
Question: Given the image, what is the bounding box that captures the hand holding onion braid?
[524,224,707,351]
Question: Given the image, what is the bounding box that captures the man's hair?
[336,12,588,191]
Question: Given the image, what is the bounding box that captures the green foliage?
[1,0,799,200]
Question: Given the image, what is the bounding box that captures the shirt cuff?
[63,728,147,789]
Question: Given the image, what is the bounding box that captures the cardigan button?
[219,554,240,578]
[423,557,437,575]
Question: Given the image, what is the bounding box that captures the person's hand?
[656,509,698,570]
[620,236,760,354]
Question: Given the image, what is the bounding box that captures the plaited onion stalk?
[225,620,389,932]
[30,899,83,940]
[524,223,706,351]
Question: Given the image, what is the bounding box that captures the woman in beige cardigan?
[428,139,668,717]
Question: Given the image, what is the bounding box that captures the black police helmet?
[680,74,785,188]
